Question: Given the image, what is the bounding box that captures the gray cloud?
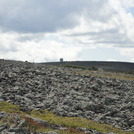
[1,0,134,62]
[0,0,108,33]
[16,33,45,42]
[65,28,134,48]
[0,43,18,53]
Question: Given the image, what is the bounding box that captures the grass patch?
[64,64,98,71]
[59,128,85,134]
[29,110,134,134]
[0,101,22,114]
[73,69,134,81]
[0,102,134,134]
[125,71,134,75]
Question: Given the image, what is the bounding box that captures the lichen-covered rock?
[0,59,134,131]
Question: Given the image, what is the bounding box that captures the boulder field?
[0,59,134,133]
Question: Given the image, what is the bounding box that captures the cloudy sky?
[0,0,134,62]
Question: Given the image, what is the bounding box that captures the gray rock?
[9,128,28,133]
[0,123,9,132]
[0,59,134,131]
[128,119,134,127]
[90,83,100,91]
[47,132,58,134]
[17,119,26,128]
[105,132,117,134]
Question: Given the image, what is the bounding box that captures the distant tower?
[60,58,63,62]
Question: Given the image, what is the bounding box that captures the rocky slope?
[0,59,134,134]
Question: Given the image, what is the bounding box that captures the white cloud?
[116,47,134,62]
[122,0,134,8]
[0,32,82,62]
[106,59,118,62]
[0,0,134,62]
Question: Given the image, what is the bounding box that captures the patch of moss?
[59,128,85,134]
[29,110,134,134]
[74,69,134,80]
[0,101,22,114]
[64,65,86,69]
[0,102,133,134]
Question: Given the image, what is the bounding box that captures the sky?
[0,0,134,63]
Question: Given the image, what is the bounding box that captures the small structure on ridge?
[60,58,63,62]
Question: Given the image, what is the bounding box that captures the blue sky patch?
[128,7,134,16]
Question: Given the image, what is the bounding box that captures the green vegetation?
[125,71,134,75]
[29,110,134,134]
[0,101,134,134]
[0,101,22,114]
[63,64,134,80]
[64,64,98,71]
[69,67,134,80]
